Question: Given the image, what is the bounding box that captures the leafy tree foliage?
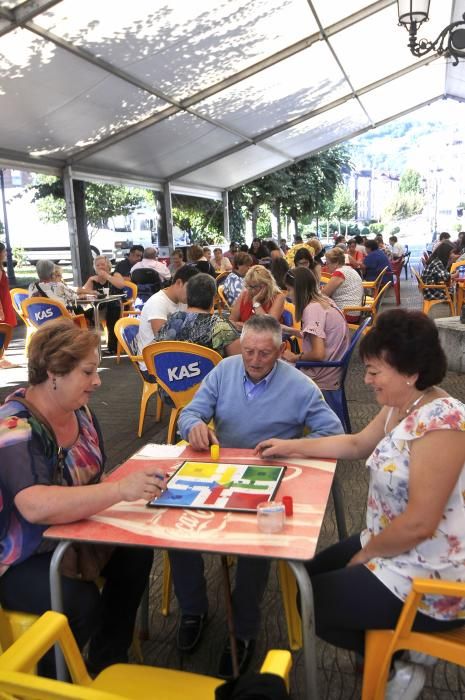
[384,192,424,220]
[31,175,149,229]
[399,168,423,194]
[171,193,224,243]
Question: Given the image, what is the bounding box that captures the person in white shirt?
[137,266,199,374]
[130,247,171,282]
[388,236,405,260]
[213,247,232,273]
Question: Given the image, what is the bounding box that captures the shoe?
[385,660,426,700]
[218,637,255,679]
[101,348,116,357]
[176,613,206,652]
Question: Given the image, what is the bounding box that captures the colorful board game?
[147,460,286,513]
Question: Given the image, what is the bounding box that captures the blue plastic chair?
[295,316,372,434]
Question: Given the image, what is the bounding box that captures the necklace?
[401,393,425,418]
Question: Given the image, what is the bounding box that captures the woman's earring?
[52,377,57,391]
[406,381,411,386]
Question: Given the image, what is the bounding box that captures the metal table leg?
[49,540,72,681]
[287,560,319,700]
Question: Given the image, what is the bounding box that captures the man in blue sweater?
[174,315,343,677]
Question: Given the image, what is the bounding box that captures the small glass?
[257,501,285,534]
[102,287,110,297]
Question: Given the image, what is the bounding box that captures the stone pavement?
[1,275,464,698]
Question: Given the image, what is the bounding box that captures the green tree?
[384,192,424,220]
[171,194,224,243]
[32,176,149,229]
[399,168,423,194]
[330,185,356,234]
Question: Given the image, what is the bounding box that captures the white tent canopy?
[1,0,464,201]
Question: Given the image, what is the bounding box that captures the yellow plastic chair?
[362,265,388,300]
[0,608,39,654]
[0,611,292,699]
[216,284,231,313]
[10,287,36,350]
[21,297,88,330]
[142,341,222,444]
[116,281,140,363]
[282,300,301,352]
[343,281,392,332]
[114,318,162,437]
[411,266,455,316]
[362,578,465,700]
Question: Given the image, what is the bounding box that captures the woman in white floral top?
[256,309,465,699]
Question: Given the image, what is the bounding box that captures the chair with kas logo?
[21,297,88,330]
[142,341,222,444]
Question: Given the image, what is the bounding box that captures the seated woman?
[346,238,364,271]
[79,255,126,356]
[421,240,454,300]
[28,259,77,309]
[229,265,285,329]
[256,309,465,700]
[270,256,290,292]
[222,252,253,307]
[0,319,163,676]
[322,247,364,322]
[293,247,321,282]
[188,244,216,277]
[213,247,232,273]
[248,238,270,265]
[283,267,349,392]
[155,273,240,357]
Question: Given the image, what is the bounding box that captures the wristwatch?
[252,301,261,309]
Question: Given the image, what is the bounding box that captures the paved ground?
[1,274,464,698]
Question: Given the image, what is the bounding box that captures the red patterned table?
[45,445,337,698]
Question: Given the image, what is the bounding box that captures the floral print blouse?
[360,397,465,621]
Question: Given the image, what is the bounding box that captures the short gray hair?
[240,315,282,348]
[36,259,55,281]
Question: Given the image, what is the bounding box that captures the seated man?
[155,273,240,357]
[114,245,144,278]
[137,265,199,378]
[173,315,343,677]
[361,239,392,285]
[130,246,171,284]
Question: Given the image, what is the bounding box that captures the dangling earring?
[52,377,57,391]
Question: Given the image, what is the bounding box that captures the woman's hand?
[118,468,167,502]
[253,285,267,304]
[254,438,289,458]
[347,549,371,567]
[282,350,299,363]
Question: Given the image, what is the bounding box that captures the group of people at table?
[420,230,465,302]
[0,235,465,700]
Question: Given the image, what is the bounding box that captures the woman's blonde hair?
[93,255,111,271]
[28,319,99,385]
[325,247,345,266]
[244,265,281,304]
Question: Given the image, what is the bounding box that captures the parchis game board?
[147,460,286,513]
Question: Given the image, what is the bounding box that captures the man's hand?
[188,422,219,451]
